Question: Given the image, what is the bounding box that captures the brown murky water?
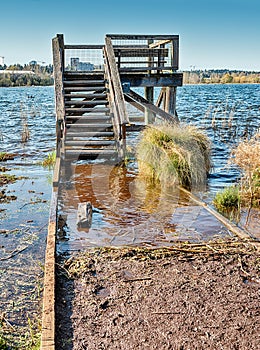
[57,161,231,253]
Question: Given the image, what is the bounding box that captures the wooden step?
[66,115,111,122]
[63,80,105,86]
[64,86,106,92]
[65,100,108,106]
[64,71,105,78]
[65,140,115,147]
[66,123,113,130]
[129,115,145,122]
[64,93,107,99]
[65,131,114,138]
[65,148,118,159]
[65,107,110,113]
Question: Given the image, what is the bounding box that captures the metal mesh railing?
[106,35,178,72]
[64,47,104,72]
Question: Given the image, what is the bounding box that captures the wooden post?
[165,86,177,118]
[52,34,65,155]
[144,86,155,124]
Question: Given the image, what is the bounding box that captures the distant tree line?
[0,63,53,87]
[183,70,260,84]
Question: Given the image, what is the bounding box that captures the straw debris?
[137,123,211,190]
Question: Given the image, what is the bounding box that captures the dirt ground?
[55,240,260,350]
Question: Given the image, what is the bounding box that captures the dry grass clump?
[136,123,211,190]
[230,132,260,209]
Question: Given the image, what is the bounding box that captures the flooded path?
[57,161,232,253]
[0,84,259,345]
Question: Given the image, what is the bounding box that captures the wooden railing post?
[104,36,129,159]
[52,34,65,156]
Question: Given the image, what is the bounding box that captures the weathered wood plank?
[64,80,105,85]
[65,100,108,106]
[66,123,113,129]
[105,37,129,125]
[180,187,260,252]
[64,93,107,99]
[52,157,61,188]
[64,44,104,50]
[40,189,58,350]
[52,35,65,124]
[124,89,179,123]
[65,107,110,113]
[64,86,106,92]
[120,73,183,87]
[149,39,172,48]
[114,48,169,58]
[106,34,179,40]
[65,140,114,146]
[65,131,114,138]
[119,66,178,72]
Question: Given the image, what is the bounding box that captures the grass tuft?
[136,123,211,190]
[41,151,56,168]
[213,185,240,220]
[230,132,260,208]
[0,152,15,162]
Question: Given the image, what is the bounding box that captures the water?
[176,84,260,195]
[57,84,260,252]
[0,84,259,251]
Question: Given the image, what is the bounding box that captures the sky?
[0,0,259,71]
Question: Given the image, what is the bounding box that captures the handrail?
[52,35,66,154]
[64,44,104,50]
[104,37,129,140]
[124,89,179,123]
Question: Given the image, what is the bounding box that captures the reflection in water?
[57,161,230,253]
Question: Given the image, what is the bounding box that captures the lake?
[0,84,259,248]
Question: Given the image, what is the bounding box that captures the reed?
[41,151,56,168]
[136,123,211,190]
[230,133,260,222]
[20,102,30,143]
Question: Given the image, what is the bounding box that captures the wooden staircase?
[63,71,118,160]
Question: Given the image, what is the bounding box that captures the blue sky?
[0,0,259,70]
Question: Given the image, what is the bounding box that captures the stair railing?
[52,34,65,157]
[104,37,129,158]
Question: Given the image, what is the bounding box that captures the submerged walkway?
[40,34,260,350]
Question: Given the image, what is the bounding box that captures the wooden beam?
[40,188,58,350]
[104,37,129,126]
[156,87,166,108]
[64,44,104,50]
[120,73,183,87]
[180,186,260,252]
[124,89,178,123]
[106,34,179,41]
[114,48,169,58]
[149,39,172,48]
[119,66,178,72]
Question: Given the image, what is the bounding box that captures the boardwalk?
[40,34,259,350]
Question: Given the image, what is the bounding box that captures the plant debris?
[56,239,260,350]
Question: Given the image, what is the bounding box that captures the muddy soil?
[56,241,260,350]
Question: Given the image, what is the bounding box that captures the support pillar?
[144,86,155,125]
[165,86,177,117]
